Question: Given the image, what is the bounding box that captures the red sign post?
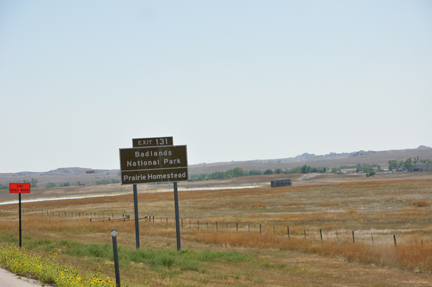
[9,183,31,247]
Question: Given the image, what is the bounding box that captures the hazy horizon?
[2,144,430,174]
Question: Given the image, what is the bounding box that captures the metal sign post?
[133,184,140,249]
[173,182,181,251]
[9,183,31,248]
[19,193,22,247]
[111,230,121,287]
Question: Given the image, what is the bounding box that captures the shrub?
[45,182,56,188]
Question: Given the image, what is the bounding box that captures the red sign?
[9,183,31,193]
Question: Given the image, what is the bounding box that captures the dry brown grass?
[190,230,432,273]
[281,201,301,207]
[317,202,339,207]
[410,200,431,207]
[2,176,432,285]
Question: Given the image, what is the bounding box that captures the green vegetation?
[0,234,254,285]
[95,179,121,185]
[365,171,376,177]
[0,184,7,190]
[0,244,118,287]
[286,165,327,174]
[45,182,57,188]
[59,182,71,187]
[339,163,381,170]
[189,166,328,182]
[263,169,273,175]
[388,157,431,172]
[31,178,38,188]
[332,163,381,174]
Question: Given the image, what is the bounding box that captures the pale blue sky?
[1,0,431,173]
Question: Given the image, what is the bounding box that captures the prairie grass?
[410,200,430,207]
[191,230,432,273]
[281,201,301,207]
[317,202,339,207]
[0,244,121,287]
[2,176,432,285]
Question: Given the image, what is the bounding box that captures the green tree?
[263,169,273,175]
[363,165,375,174]
[248,169,263,176]
[404,158,413,172]
[30,178,38,188]
[300,165,309,173]
[388,160,398,171]
[274,168,283,174]
[45,182,56,188]
[231,167,245,177]
[366,170,376,177]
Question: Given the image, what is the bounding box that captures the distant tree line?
[45,182,71,188]
[96,179,120,185]
[189,166,328,182]
[331,163,382,175]
[388,157,432,172]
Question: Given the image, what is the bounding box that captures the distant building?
[391,166,406,172]
[412,163,432,172]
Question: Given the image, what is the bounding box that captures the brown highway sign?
[132,136,173,147]
[121,167,188,184]
[119,145,187,171]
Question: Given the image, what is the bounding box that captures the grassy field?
[1,174,432,286]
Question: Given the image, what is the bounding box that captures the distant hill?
[188,146,432,174]
[1,146,431,187]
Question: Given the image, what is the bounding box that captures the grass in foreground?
[0,244,120,287]
[0,234,255,286]
[1,177,432,286]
